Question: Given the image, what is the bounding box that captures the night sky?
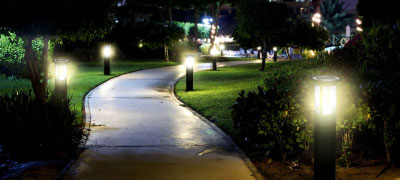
[340,0,358,10]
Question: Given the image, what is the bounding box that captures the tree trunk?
[168,6,173,26]
[209,2,222,54]
[194,6,199,52]
[164,43,169,62]
[24,36,49,104]
[384,118,393,165]
[285,47,292,60]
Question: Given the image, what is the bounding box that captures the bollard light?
[185,55,195,91]
[54,59,69,100]
[102,45,112,75]
[257,46,262,59]
[313,75,340,180]
[219,44,225,56]
[210,46,219,71]
[273,47,278,62]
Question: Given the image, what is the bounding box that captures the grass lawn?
[175,60,305,135]
[0,59,178,122]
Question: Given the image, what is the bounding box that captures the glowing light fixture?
[54,59,69,99]
[273,47,277,52]
[257,46,261,51]
[185,55,195,91]
[312,13,322,26]
[356,18,362,25]
[102,45,112,75]
[313,75,340,180]
[210,46,218,71]
[273,47,278,62]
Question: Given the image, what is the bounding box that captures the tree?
[235,0,289,71]
[357,0,399,29]
[0,0,116,103]
[320,0,354,35]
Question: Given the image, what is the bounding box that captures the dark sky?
[340,0,358,10]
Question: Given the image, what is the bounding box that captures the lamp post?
[186,55,194,91]
[273,47,278,62]
[54,59,69,100]
[103,45,112,75]
[219,44,225,56]
[356,18,363,32]
[313,75,340,180]
[210,46,219,71]
[257,46,262,59]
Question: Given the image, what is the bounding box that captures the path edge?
[169,69,264,180]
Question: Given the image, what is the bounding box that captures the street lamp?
[313,75,340,180]
[257,46,262,59]
[356,18,363,32]
[185,55,195,91]
[102,45,112,75]
[273,47,278,62]
[54,59,69,100]
[210,46,219,71]
[312,13,322,26]
[219,44,225,56]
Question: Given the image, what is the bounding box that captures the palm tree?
[320,0,354,35]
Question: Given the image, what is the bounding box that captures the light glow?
[219,44,225,50]
[257,46,261,50]
[186,56,194,68]
[103,45,112,58]
[55,60,68,81]
[210,47,219,56]
[313,76,340,116]
[356,18,362,25]
[356,27,363,32]
[273,47,277,51]
[312,13,322,25]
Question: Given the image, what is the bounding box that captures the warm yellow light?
[55,60,68,81]
[310,50,316,57]
[210,47,219,56]
[186,56,194,68]
[314,76,340,116]
[219,44,225,50]
[103,45,112,58]
[356,27,363,32]
[356,18,362,25]
[273,47,277,51]
[312,13,322,24]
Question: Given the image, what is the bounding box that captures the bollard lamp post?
[103,45,112,75]
[313,75,340,180]
[210,46,219,71]
[185,55,194,91]
[257,46,262,59]
[54,59,69,100]
[219,44,225,56]
[273,47,278,62]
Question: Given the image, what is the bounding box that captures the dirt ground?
[253,158,400,180]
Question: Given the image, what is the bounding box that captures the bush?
[0,90,82,161]
[232,63,321,161]
[0,32,54,78]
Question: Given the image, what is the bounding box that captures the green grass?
[175,60,306,135]
[0,59,178,122]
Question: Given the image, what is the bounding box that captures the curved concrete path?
[63,60,262,180]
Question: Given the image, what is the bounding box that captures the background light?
[219,44,225,50]
[273,47,277,51]
[103,45,112,58]
[356,18,362,25]
[257,46,261,50]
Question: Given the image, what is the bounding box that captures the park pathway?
[63,60,262,180]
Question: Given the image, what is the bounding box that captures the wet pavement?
[63,61,262,180]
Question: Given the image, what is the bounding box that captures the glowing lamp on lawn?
[210,47,219,56]
[257,46,261,51]
[185,55,195,91]
[102,45,112,75]
[314,76,340,116]
[102,45,112,58]
[273,47,278,52]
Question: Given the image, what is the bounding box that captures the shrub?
[232,63,320,161]
[0,90,82,161]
